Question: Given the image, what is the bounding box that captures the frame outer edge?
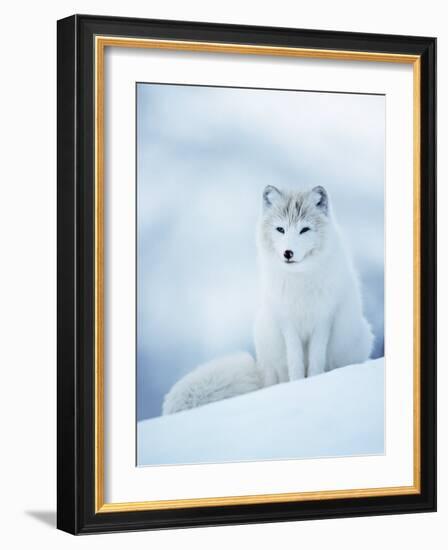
[432,38,437,512]
[57,14,79,535]
[421,37,437,511]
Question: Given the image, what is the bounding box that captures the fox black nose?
[284,250,294,260]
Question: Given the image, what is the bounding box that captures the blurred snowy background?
[137,83,385,422]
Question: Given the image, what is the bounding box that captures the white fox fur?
[162,352,260,415]
[162,185,373,415]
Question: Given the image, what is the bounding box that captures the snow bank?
[137,358,384,466]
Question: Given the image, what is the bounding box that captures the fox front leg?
[308,321,330,377]
[262,366,279,387]
[284,328,305,381]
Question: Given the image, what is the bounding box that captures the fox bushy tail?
[162,352,262,415]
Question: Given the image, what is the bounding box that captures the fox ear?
[263,185,283,208]
[311,186,329,215]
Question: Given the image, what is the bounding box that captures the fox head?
[258,185,333,272]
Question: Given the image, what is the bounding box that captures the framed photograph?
[57,14,436,534]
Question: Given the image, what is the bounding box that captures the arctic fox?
[162,185,373,415]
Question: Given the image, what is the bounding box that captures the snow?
[137,358,384,466]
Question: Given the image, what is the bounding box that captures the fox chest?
[267,278,337,336]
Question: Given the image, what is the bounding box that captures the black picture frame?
[57,14,436,535]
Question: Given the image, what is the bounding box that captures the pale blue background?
[137,83,385,421]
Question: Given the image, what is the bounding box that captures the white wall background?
[0,0,443,548]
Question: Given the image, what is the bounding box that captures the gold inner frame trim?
[94,35,421,513]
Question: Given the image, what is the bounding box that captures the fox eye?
[300,227,310,234]
[276,227,285,234]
